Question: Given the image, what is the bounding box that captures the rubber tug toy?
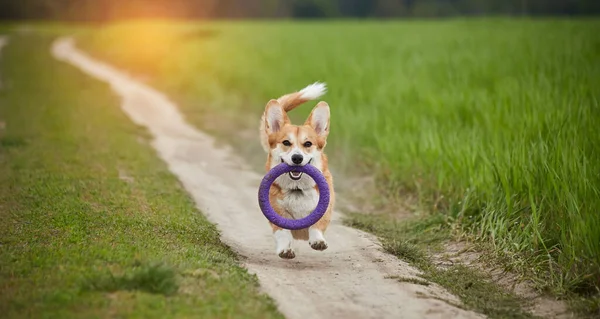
[258,162,330,230]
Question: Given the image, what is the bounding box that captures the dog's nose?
[291,154,303,165]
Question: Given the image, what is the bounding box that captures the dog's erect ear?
[264,99,289,135]
[305,101,330,138]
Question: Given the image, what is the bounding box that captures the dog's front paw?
[278,248,296,259]
[274,230,295,259]
[309,240,328,251]
[309,228,328,251]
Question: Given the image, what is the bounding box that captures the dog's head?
[263,100,330,190]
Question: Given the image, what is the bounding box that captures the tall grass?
[83,19,600,294]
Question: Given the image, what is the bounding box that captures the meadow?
[81,18,600,303]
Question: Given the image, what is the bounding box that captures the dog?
[259,82,334,259]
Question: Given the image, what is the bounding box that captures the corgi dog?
[260,82,334,259]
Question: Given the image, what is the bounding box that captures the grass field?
[80,18,600,305]
[0,32,282,318]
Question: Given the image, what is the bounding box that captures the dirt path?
[52,37,485,319]
[0,36,8,88]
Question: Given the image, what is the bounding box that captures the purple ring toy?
[258,162,330,230]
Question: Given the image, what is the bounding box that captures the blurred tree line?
[1,0,599,20]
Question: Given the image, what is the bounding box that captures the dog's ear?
[264,99,289,135]
[305,101,330,138]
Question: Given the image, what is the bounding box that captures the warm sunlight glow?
[101,21,184,75]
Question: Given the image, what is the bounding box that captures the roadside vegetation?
[348,213,536,319]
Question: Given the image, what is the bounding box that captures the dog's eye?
[282,140,291,146]
[303,141,312,148]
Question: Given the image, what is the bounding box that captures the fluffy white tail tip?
[299,82,327,100]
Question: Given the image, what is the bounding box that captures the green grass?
[79,19,600,302]
[83,263,179,296]
[0,32,282,318]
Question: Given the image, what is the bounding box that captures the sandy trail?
[0,36,8,88]
[51,37,484,319]
[0,36,7,51]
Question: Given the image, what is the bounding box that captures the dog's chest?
[277,188,318,219]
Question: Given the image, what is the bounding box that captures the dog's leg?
[308,227,328,251]
[308,208,331,251]
[273,228,295,259]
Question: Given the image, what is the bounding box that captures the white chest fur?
[277,188,319,219]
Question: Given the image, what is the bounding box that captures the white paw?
[278,248,296,259]
[274,229,295,259]
[309,228,328,251]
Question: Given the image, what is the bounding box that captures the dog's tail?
[260,82,327,152]
[277,82,327,112]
